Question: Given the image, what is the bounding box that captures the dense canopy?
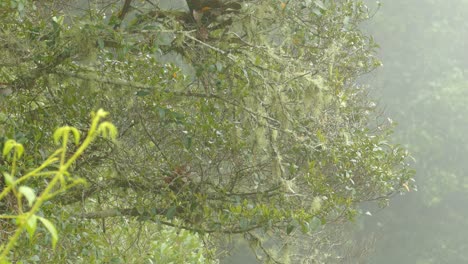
[0,0,413,263]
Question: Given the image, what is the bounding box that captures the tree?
[0,0,413,262]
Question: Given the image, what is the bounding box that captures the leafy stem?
[0,109,117,262]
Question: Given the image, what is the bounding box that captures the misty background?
[363,0,468,263]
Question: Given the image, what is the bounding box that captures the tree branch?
[114,0,133,29]
[53,68,280,125]
[77,207,266,234]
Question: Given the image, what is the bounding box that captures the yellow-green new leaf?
[0,257,11,264]
[19,186,36,207]
[3,172,14,187]
[2,139,15,157]
[94,109,109,119]
[15,144,24,159]
[98,122,118,141]
[53,127,67,145]
[53,126,81,145]
[25,214,38,239]
[70,127,81,145]
[2,139,23,158]
[38,217,58,248]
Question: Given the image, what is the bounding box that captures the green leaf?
[166,206,177,220]
[240,218,249,230]
[70,127,81,145]
[3,139,17,157]
[30,255,40,261]
[26,214,38,239]
[215,62,224,72]
[3,172,14,187]
[316,130,327,144]
[97,38,105,49]
[183,136,192,149]
[52,16,64,25]
[19,186,36,207]
[343,16,350,25]
[95,109,109,119]
[314,0,326,10]
[136,90,150,97]
[311,75,327,90]
[158,107,166,119]
[0,257,11,264]
[53,127,67,145]
[300,221,310,233]
[156,107,186,124]
[312,8,322,16]
[17,2,24,13]
[286,224,295,235]
[15,143,24,159]
[136,205,145,214]
[38,217,58,248]
[98,122,118,141]
[110,257,124,264]
[53,126,81,145]
[309,217,321,231]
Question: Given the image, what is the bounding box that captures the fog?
[362,0,468,263]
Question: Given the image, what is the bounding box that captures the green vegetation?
[0,110,116,263]
[0,0,413,263]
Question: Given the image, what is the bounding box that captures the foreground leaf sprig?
[0,109,117,263]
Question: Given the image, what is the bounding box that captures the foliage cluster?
[1,0,413,262]
[0,110,116,263]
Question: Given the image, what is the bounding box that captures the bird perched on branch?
[163,165,192,194]
[186,0,242,24]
